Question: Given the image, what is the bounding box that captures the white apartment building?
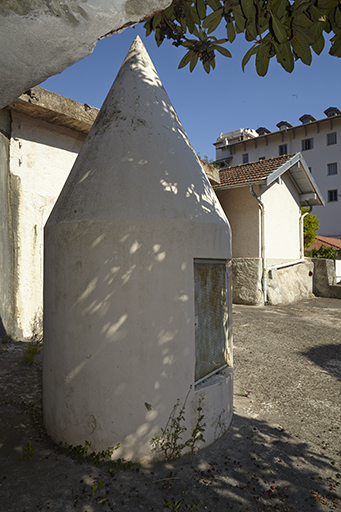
[214,107,341,238]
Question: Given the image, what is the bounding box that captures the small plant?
[152,388,206,460]
[91,480,104,497]
[165,498,203,511]
[23,443,34,459]
[1,334,12,344]
[25,339,42,365]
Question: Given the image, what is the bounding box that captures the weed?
[23,443,34,459]
[1,334,12,344]
[24,339,42,365]
[165,498,203,511]
[151,388,206,460]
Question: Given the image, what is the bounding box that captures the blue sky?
[41,22,341,161]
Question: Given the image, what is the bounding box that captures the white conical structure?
[43,36,233,462]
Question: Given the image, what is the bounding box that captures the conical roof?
[47,36,226,226]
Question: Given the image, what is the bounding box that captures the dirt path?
[0,297,340,511]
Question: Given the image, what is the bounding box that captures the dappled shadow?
[1,356,340,512]
[302,343,341,381]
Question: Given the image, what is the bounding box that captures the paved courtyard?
[0,297,340,511]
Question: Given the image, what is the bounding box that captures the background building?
[214,107,341,238]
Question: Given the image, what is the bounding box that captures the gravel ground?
[0,296,340,512]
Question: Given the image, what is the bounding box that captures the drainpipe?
[249,186,267,303]
[300,207,311,258]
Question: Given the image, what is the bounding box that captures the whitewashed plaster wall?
[260,173,301,265]
[43,37,233,462]
[0,1,172,109]
[9,111,86,338]
[216,186,261,258]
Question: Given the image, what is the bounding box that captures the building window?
[328,189,338,202]
[259,156,265,160]
[279,144,287,155]
[328,163,338,175]
[302,138,313,151]
[327,132,337,145]
[194,259,228,383]
[243,153,249,164]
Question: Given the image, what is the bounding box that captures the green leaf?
[271,0,288,20]
[226,19,236,42]
[292,29,312,65]
[232,5,246,33]
[203,8,223,33]
[241,44,258,70]
[255,43,271,76]
[212,45,232,57]
[240,0,256,19]
[312,34,325,54]
[178,50,195,69]
[197,0,206,20]
[275,41,294,72]
[189,52,199,72]
[271,14,288,43]
[152,12,162,30]
[330,32,341,56]
[317,0,339,8]
[155,29,163,47]
[245,19,258,41]
[144,19,152,37]
[190,5,200,24]
[335,5,341,30]
[184,7,195,33]
[203,60,211,73]
[207,0,222,10]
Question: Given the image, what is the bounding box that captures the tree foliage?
[302,207,319,248]
[144,0,341,74]
[305,244,338,258]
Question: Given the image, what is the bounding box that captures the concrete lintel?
[7,87,99,135]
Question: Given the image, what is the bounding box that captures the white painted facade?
[9,112,85,338]
[43,37,233,463]
[216,174,301,266]
[0,0,172,109]
[215,112,341,237]
[0,91,97,340]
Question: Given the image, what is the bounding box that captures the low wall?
[267,260,314,305]
[232,258,315,306]
[311,258,341,299]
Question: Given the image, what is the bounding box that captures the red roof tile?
[217,154,295,188]
[307,235,341,251]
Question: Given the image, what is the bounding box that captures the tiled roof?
[217,154,295,188]
[307,235,341,251]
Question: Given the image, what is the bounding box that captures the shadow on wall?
[44,169,230,460]
[302,343,341,381]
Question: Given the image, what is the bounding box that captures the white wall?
[43,37,233,462]
[261,173,301,264]
[216,186,260,258]
[9,111,86,338]
[216,116,341,237]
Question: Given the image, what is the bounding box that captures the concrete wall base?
[267,260,314,305]
[232,259,263,305]
[310,258,341,299]
[232,258,315,306]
